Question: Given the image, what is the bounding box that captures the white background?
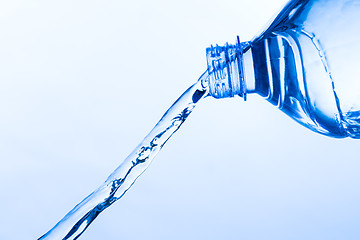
[1,0,360,239]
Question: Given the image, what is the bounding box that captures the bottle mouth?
[206,37,248,100]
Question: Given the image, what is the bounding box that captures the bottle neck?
[206,38,255,100]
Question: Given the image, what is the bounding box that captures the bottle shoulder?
[246,0,360,138]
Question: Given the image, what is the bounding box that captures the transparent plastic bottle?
[206,0,360,138]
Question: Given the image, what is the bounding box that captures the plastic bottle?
[206,0,360,138]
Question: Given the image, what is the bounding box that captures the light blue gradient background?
[1,0,360,239]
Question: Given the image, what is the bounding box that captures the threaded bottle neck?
[206,38,250,99]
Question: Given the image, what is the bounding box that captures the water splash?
[39,72,209,240]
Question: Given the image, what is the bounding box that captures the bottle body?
[207,0,360,138]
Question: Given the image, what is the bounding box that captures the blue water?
[39,73,209,239]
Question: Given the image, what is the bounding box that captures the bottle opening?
[206,37,248,100]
